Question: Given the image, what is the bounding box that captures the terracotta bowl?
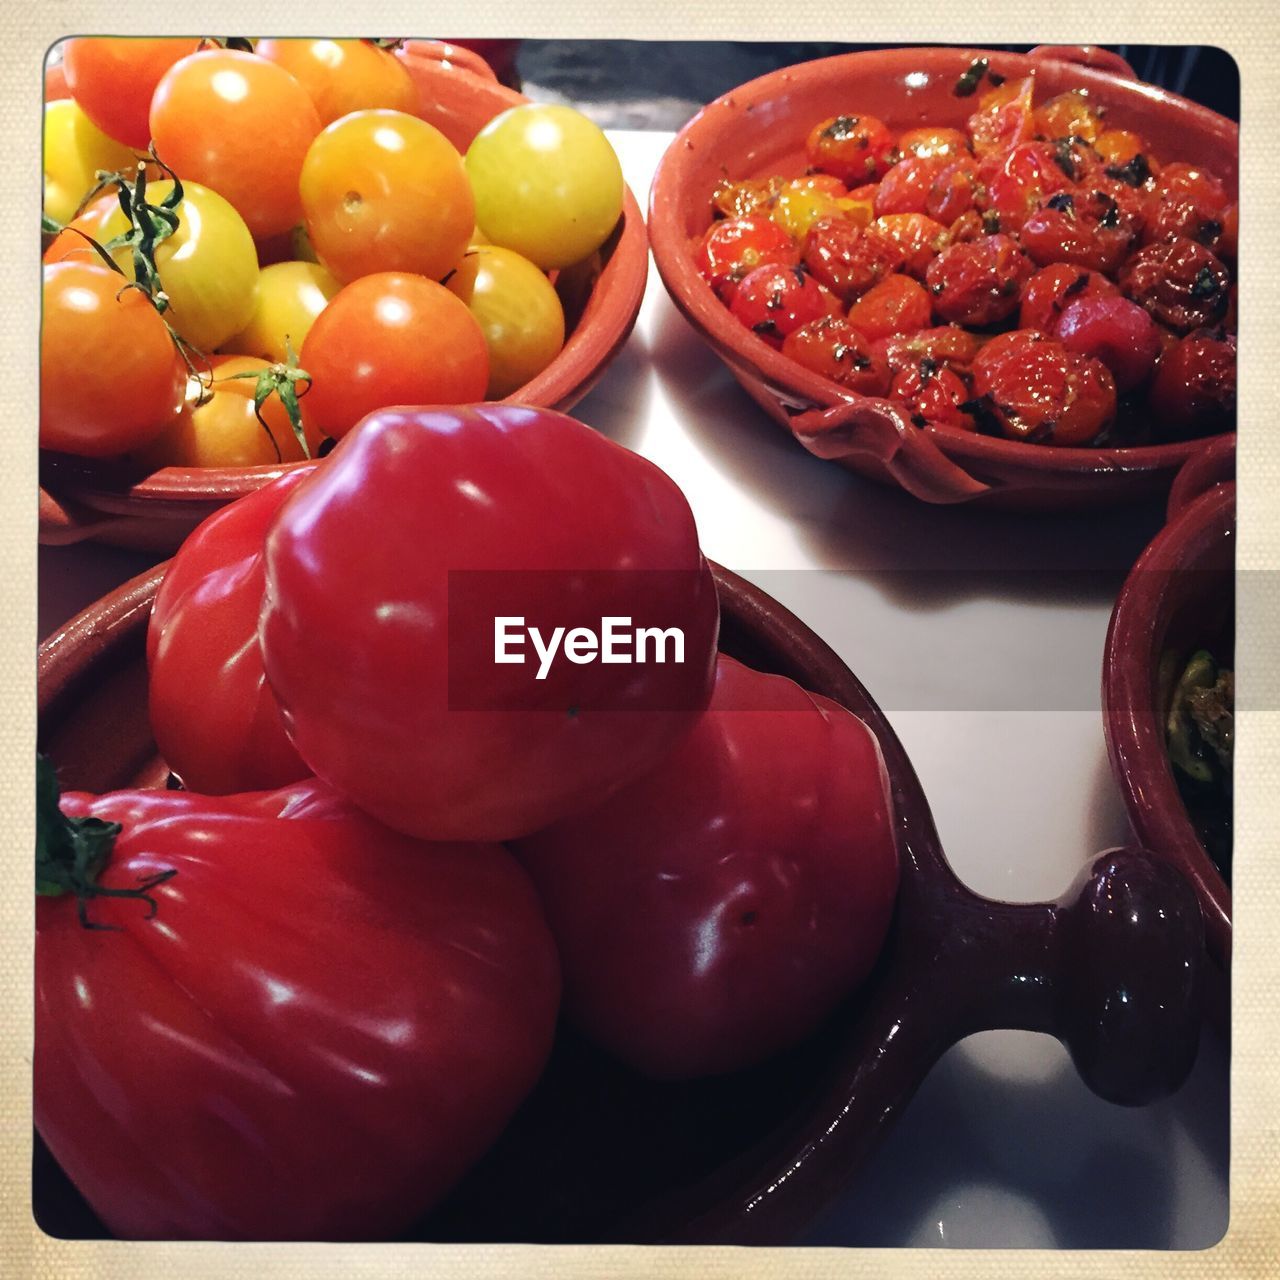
[38,42,649,552]
[35,562,1206,1243]
[1103,436,1235,995]
[648,45,1238,512]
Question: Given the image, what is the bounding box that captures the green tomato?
[446,246,565,397]
[464,104,624,271]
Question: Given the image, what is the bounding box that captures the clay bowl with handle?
[648,44,1237,512]
[38,41,649,553]
[1103,434,1234,1030]
[35,558,1206,1243]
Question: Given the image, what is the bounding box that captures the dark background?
[511,42,1239,127]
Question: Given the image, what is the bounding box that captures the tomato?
[967,75,1035,156]
[871,213,950,278]
[62,37,201,149]
[780,316,891,394]
[300,110,474,283]
[255,38,420,124]
[36,769,560,1240]
[150,49,323,238]
[1120,237,1231,334]
[1148,328,1237,436]
[897,126,970,160]
[805,114,896,184]
[444,246,565,397]
[925,160,979,224]
[872,155,950,216]
[876,325,983,377]
[299,273,489,442]
[91,180,260,352]
[1094,129,1148,169]
[1055,295,1162,393]
[40,262,186,457]
[729,263,840,347]
[1033,90,1105,144]
[146,471,311,794]
[890,361,977,432]
[696,213,799,302]
[847,273,932,342]
[985,142,1073,229]
[466,104,624,270]
[1018,263,1118,332]
[1018,197,1134,275]
[802,218,906,303]
[710,175,783,219]
[137,357,309,470]
[767,184,846,242]
[925,234,1034,327]
[42,98,136,225]
[513,654,899,1080]
[222,261,342,364]
[258,405,720,842]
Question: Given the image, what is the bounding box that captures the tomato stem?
[35,755,176,932]
[218,334,314,460]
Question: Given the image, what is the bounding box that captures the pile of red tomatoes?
[697,66,1237,446]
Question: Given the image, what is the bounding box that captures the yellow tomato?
[43,98,136,226]
[768,187,845,242]
[221,261,341,363]
[446,246,565,397]
[94,180,260,353]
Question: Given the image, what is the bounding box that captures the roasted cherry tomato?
[967,75,1035,156]
[1018,196,1134,275]
[40,261,186,457]
[925,234,1033,327]
[890,361,976,432]
[1033,90,1105,144]
[696,213,800,302]
[876,325,983,377]
[150,49,323,239]
[1055,295,1162,393]
[1148,328,1237,437]
[873,155,950,216]
[300,109,474,283]
[897,126,970,160]
[729,263,840,347]
[259,405,721,842]
[871,213,950,278]
[222,261,342,364]
[780,316,891,394]
[925,160,979,224]
[710,175,783,219]
[806,114,896,184]
[1120,237,1231,334]
[767,184,846,242]
[847,273,933,342]
[36,770,560,1240]
[514,654,899,1080]
[1094,129,1148,169]
[1018,263,1118,332]
[803,218,906,303]
[298,273,489,442]
[255,38,420,124]
[985,141,1074,229]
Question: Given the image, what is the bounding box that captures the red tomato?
[1055,295,1162,393]
[62,37,201,148]
[967,76,1035,157]
[147,472,312,795]
[985,142,1074,229]
[847,273,932,342]
[259,405,721,842]
[925,160,979,224]
[513,654,899,1080]
[1018,197,1134,275]
[36,772,560,1240]
[897,126,970,160]
[299,273,489,443]
[890,361,977,431]
[1018,263,1118,332]
[1148,328,1237,436]
[925,234,1034,327]
[40,262,186,457]
[255,38,420,124]
[1120,237,1231,334]
[873,155,950,216]
[696,213,800,302]
[871,213,950,278]
[802,218,906,303]
[150,49,323,238]
[1033,90,1105,144]
[805,114,896,183]
[781,316,891,394]
[875,325,983,377]
[728,263,840,348]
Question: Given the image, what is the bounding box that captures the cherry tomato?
[897,126,970,160]
[1055,295,1162,393]
[42,98,136,226]
[150,49,323,238]
[970,327,1048,384]
[968,76,1035,157]
[445,246,566,397]
[1120,237,1231,333]
[985,141,1073,229]
[466,104,624,270]
[91,179,260,353]
[890,361,977,432]
[1018,197,1134,275]
[1033,90,1105,143]
[847,273,932,342]
[873,155,950,216]
[696,213,800,302]
[1148,329,1237,436]
[300,110,474,283]
[780,316,891,394]
[925,160,979,224]
[1143,163,1233,251]
[767,185,846,242]
[805,114,896,184]
[729,263,840,348]
[221,261,341,364]
[1094,129,1148,169]
[62,37,201,148]
[711,175,783,219]
[1019,263,1117,332]
[255,38,420,124]
[40,262,186,457]
[871,213,950,278]
[803,218,906,303]
[925,234,1033,327]
[514,654,899,1080]
[299,273,489,442]
[876,325,983,377]
[137,357,309,470]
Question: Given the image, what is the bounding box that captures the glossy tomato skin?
[926,234,1034,327]
[147,471,312,794]
[696,213,799,302]
[259,405,721,843]
[1148,328,1237,436]
[890,362,976,432]
[1055,295,1162,393]
[223,260,342,364]
[781,316,890,394]
[846,273,932,342]
[805,114,896,184]
[802,218,906,304]
[36,779,560,1240]
[1018,263,1117,332]
[729,263,840,347]
[42,98,136,225]
[255,38,420,124]
[1120,236,1231,334]
[514,654,899,1080]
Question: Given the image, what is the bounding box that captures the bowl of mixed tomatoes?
[648,45,1238,510]
[39,37,648,550]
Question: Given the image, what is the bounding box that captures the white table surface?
[37,129,1229,1250]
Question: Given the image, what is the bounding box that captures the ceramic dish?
[38,42,649,552]
[35,561,1205,1243]
[648,45,1237,511]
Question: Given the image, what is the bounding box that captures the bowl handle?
[1166,434,1237,522]
[39,486,126,547]
[1027,45,1139,80]
[787,398,993,503]
[397,39,501,83]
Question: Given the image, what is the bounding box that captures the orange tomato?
[254,39,419,124]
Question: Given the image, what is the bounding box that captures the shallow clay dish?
[1104,436,1234,1000]
[38,41,649,552]
[36,561,1205,1242]
[648,45,1237,511]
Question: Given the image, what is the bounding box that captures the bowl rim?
[647,44,1238,490]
